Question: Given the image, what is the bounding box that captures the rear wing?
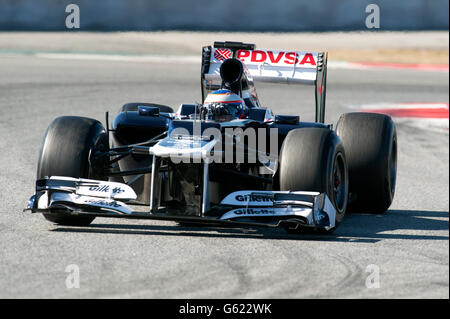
[201,41,328,123]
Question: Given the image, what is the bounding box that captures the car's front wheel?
[279,127,348,233]
[37,116,108,226]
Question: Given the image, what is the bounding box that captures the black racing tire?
[121,102,174,114]
[37,116,108,226]
[279,127,348,234]
[336,112,397,213]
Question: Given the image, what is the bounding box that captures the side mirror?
[138,106,160,117]
[275,115,299,125]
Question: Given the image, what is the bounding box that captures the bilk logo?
[89,185,110,192]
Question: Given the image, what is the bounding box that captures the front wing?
[26,177,336,231]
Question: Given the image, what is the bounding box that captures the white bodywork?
[219,190,336,229]
[28,176,137,215]
[205,48,320,85]
[27,178,336,230]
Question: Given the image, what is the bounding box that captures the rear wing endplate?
[201,41,328,123]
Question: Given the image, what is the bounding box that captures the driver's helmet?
[202,89,247,122]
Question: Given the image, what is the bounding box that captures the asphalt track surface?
[0,54,448,298]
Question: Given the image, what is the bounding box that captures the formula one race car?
[25,41,397,234]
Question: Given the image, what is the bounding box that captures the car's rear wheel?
[336,112,397,213]
[279,127,348,233]
[37,116,108,226]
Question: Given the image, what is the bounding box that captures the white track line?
[35,53,199,64]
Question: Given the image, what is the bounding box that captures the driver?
[201,89,247,122]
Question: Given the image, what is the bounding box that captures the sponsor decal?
[233,208,275,216]
[52,193,133,214]
[214,48,231,61]
[235,194,273,203]
[84,199,122,208]
[88,185,125,194]
[219,202,314,221]
[237,50,317,66]
[111,187,125,194]
[89,185,109,192]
